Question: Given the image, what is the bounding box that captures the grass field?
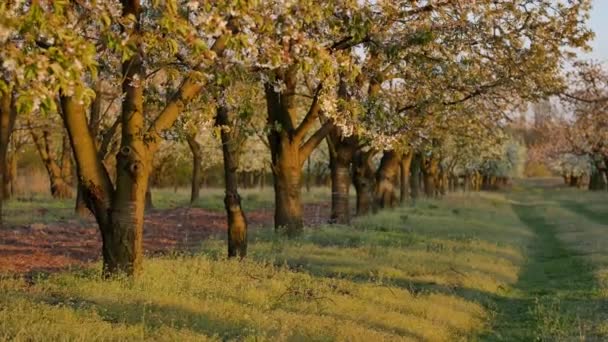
[3,186,335,227]
[1,182,608,341]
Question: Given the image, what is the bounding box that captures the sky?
[587,0,608,61]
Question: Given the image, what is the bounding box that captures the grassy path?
[483,192,606,341]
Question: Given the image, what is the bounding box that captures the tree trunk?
[474,171,482,191]
[272,141,304,236]
[327,129,357,224]
[30,128,73,199]
[264,71,332,236]
[589,169,607,191]
[375,150,400,209]
[186,134,202,204]
[399,152,413,205]
[329,159,351,224]
[353,148,375,216]
[104,24,150,275]
[60,133,73,186]
[75,185,89,217]
[305,157,312,193]
[0,90,17,228]
[259,171,265,190]
[4,149,16,199]
[59,0,214,277]
[410,153,422,203]
[145,183,153,210]
[422,157,439,197]
[217,106,247,257]
[438,166,448,195]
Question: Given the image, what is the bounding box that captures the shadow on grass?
[558,200,608,227]
[17,290,253,340]
[480,202,606,341]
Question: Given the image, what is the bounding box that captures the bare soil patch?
[0,204,329,274]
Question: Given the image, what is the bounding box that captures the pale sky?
[587,0,608,61]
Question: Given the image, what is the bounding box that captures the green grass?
[481,182,608,341]
[3,182,608,341]
[152,186,337,211]
[3,196,75,226]
[2,187,335,227]
[0,191,529,341]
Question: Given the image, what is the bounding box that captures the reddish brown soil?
[0,204,330,274]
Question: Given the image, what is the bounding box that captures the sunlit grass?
[0,191,531,341]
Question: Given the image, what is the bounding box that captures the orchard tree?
[249,0,369,235]
[1,0,257,276]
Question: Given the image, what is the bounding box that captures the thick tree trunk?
[61,97,115,274]
[330,159,351,223]
[217,106,247,257]
[91,0,148,276]
[589,170,607,191]
[327,130,357,224]
[422,157,439,197]
[353,149,375,216]
[264,72,332,235]
[272,141,304,236]
[0,90,17,227]
[60,0,211,277]
[375,150,400,209]
[399,152,413,205]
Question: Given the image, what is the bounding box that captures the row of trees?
[527,61,608,190]
[0,0,593,277]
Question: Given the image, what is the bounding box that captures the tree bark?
[61,0,226,277]
[353,148,376,216]
[145,183,153,210]
[186,134,202,204]
[217,106,247,257]
[0,90,17,228]
[60,133,73,185]
[327,131,357,224]
[589,169,607,191]
[422,156,439,197]
[30,128,73,199]
[75,185,89,217]
[4,150,16,198]
[399,152,413,205]
[410,153,422,203]
[271,139,305,236]
[374,150,400,209]
[264,70,332,235]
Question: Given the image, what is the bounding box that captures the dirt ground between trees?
[0,204,330,274]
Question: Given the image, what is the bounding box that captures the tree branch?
[294,84,323,141]
[146,32,231,152]
[561,93,608,103]
[299,121,334,164]
[98,115,121,158]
